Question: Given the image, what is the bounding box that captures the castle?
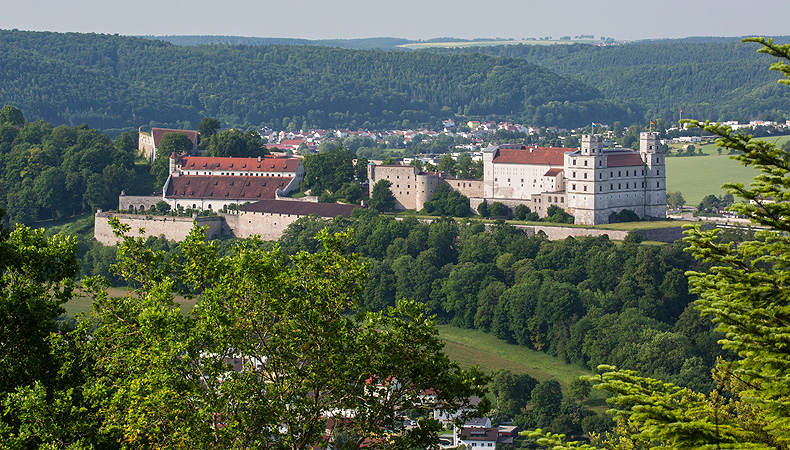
[368,132,666,225]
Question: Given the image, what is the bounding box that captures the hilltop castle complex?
[368,132,666,225]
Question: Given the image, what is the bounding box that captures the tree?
[667,190,686,210]
[204,129,266,158]
[158,131,192,155]
[422,184,471,217]
[0,105,24,127]
[477,201,489,217]
[81,222,488,449]
[488,202,508,217]
[198,117,221,142]
[369,179,396,212]
[531,36,790,450]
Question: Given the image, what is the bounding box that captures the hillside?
[0,29,618,131]
[434,40,790,123]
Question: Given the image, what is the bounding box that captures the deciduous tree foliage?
[81,221,488,449]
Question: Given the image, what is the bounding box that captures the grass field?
[666,154,761,205]
[436,325,590,388]
[666,135,789,205]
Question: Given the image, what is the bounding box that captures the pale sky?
[2,0,788,42]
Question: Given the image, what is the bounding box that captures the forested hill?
[0,30,629,131]
[433,40,790,123]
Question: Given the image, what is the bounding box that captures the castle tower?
[567,134,607,224]
[169,153,180,177]
[640,132,666,219]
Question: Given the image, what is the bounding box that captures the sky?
[2,0,789,42]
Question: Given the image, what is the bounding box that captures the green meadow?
[436,325,591,388]
[666,135,789,205]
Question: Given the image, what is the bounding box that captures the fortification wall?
[222,210,302,241]
[444,178,484,199]
[510,223,685,243]
[94,212,224,245]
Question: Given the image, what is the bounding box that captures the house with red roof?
[160,154,305,211]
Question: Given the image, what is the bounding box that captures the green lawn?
[436,325,591,388]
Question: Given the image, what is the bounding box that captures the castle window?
[657,182,660,188]
[618,183,621,189]
[657,169,660,175]
[584,173,588,179]
[626,183,629,189]
[618,171,621,177]
[572,171,576,178]
[584,160,588,166]
[626,170,629,176]
[548,197,551,203]
[584,185,587,191]
[610,171,613,177]
[599,160,602,166]
[572,184,576,190]
[573,159,576,165]
[561,197,564,203]
[610,184,613,189]
[599,173,602,179]
[599,186,603,191]
[642,170,645,175]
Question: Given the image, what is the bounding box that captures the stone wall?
[509,223,685,243]
[94,212,225,245]
[222,210,302,240]
[118,195,163,211]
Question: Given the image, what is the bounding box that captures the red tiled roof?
[280,139,305,146]
[152,128,198,150]
[178,155,301,173]
[240,199,360,218]
[492,146,572,165]
[544,168,563,176]
[166,175,292,200]
[607,153,646,167]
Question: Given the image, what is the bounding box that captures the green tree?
[422,184,470,217]
[82,222,488,449]
[667,190,686,210]
[157,131,192,155]
[204,129,266,158]
[477,201,489,217]
[488,202,508,217]
[0,105,24,127]
[198,117,221,144]
[369,179,396,212]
